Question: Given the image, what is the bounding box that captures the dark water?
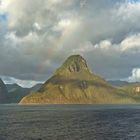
[0,105,140,140]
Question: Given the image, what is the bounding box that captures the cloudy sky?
[0,0,140,87]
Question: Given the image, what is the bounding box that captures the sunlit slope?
[119,83,140,101]
[20,55,136,104]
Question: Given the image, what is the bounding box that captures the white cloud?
[92,34,140,53]
[5,31,40,46]
[117,0,140,21]
[1,76,43,88]
[33,22,41,31]
[97,40,112,50]
[128,68,140,82]
[52,18,80,38]
[120,34,140,52]
[72,41,94,53]
[0,0,77,31]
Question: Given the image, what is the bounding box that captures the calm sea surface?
[0,104,140,140]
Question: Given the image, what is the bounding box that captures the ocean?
[0,104,140,140]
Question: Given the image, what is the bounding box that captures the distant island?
[19,55,140,104]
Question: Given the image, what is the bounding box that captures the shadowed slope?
[0,79,9,103]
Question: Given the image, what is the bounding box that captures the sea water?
[0,104,140,140]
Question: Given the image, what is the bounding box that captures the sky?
[0,0,140,87]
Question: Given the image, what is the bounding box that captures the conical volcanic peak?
[55,55,90,75]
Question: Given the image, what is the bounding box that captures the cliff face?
[0,79,9,104]
[20,55,136,104]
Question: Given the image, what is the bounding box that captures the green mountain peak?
[20,55,137,104]
[55,54,91,76]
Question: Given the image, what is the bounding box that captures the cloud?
[117,0,140,21]
[120,34,140,52]
[0,0,140,86]
[33,22,41,31]
[128,68,140,82]
[80,0,87,8]
[1,76,43,88]
[72,34,140,54]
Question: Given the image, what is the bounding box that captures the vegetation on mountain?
[20,55,137,104]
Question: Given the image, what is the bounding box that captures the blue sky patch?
[0,14,8,22]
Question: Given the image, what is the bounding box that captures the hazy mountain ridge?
[6,84,30,103]
[6,83,42,103]
[109,80,140,96]
[108,80,130,87]
[20,55,137,104]
[0,79,9,103]
[0,80,42,104]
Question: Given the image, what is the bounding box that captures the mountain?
[108,80,130,87]
[6,83,30,103]
[116,82,140,98]
[30,84,42,91]
[0,79,9,104]
[6,83,22,92]
[108,80,140,96]
[20,55,137,104]
[6,83,42,103]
